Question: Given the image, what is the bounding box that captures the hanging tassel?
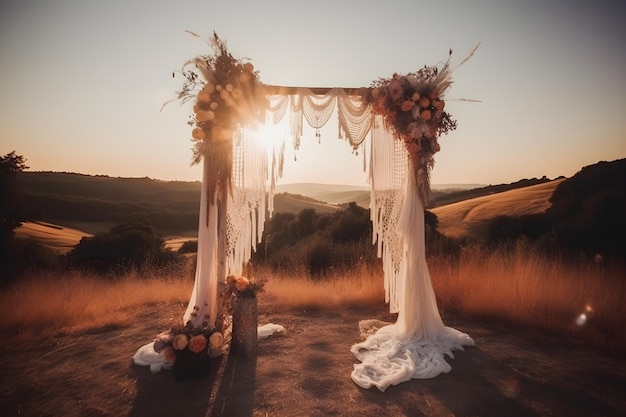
[362,141,367,172]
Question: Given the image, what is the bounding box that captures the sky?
[1,0,625,187]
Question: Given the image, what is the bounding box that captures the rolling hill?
[15,177,563,253]
[431,179,565,238]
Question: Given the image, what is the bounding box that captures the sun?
[253,122,285,153]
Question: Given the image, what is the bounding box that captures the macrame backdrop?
[174,87,473,390]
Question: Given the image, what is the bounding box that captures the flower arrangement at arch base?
[150,274,264,380]
[152,319,225,381]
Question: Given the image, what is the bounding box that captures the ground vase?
[172,348,211,381]
[231,293,258,357]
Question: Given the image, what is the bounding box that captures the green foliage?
[477,158,626,262]
[547,159,626,259]
[1,151,29,284]
[66,220,182,274]
[253,203,454,276]
[19,172,200,235]
[326,202,371,243]
[178,240,198,254]
[1,238,61,286]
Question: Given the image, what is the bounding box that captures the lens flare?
[575,313,587,327]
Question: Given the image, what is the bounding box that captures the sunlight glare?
[254,122,285,153]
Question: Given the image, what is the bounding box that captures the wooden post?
[231,294,258,357]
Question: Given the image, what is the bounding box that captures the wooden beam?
[262,84,371,97]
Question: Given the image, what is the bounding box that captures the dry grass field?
[1,253,625,416]
[14,221,92,254]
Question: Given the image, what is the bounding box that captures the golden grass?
[429,244,626,350]
[14,221,92,254]
[2,245,623,351]
[260,264,385,310]
[0,270,192,336]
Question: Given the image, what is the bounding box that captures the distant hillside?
[272,192,340,215]
[275,183,370,208]
[428,177,556,208]
[17,172,563,237]
[17,172,347,235]
[431,179,565,239]
[19,172,201,235]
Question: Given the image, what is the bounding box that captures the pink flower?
[388,79,403,102]
[400,100,415,112]
[188,335,208,353]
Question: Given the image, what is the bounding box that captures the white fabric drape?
[351,159,474,391]
[135,87,472,387]
[183,156,220,327]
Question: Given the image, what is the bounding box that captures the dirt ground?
[1,294,625,417]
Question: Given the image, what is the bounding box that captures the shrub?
[66,220,182,274]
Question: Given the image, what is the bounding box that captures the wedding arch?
[134,33,477,391]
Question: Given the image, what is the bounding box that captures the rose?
[191,127,205,140]
[400,100,415,112]
[235,276,249,291]
[197,90,211,103]
[172,333,188,350]
[388,79,403,102]
[209,332,223,349]
[188,335,208,354]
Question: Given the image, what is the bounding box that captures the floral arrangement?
[166,31,268,204]
[368,53,458,204]
[153,321,225,364]
[224,274,265,307]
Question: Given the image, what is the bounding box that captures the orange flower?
[188,335,208,353]
[209,332,223,349]
[196,110,215,122]
[191,128,205,140]
[172,334,188,350]
[419,96,431,109]
[239,72,251,83]
[235,276,250,291]
[420,109,432,121]
[400,100,415,112]
[203,83,216,94]
[197,90,211,103]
